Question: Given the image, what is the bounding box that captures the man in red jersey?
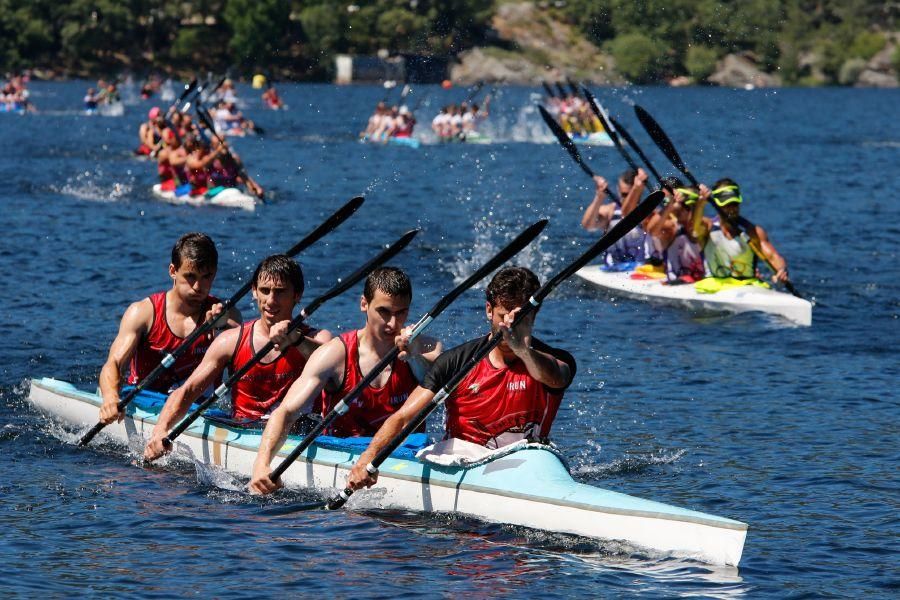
[248,267,442,495]
[98,233,241,426]
[143,255,332,461]
[345,266,576,492]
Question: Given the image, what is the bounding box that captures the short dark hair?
[619,169,637,186]
[252,254,304,296]
[714,177,738,190]
[486,266,541,309]
[171,233,217,271]
[364,266,412,302]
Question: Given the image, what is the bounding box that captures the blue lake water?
[0,81,897,597]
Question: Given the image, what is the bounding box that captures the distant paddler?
[580,168,651,268]
[692,179,791,284]
[135,107,165,157]
[98,233,241,425]
[248,267,442,494]
[143,255,333,461]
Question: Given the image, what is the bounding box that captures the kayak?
[576,265,812,326]
[27,376,748,567]
[571,131,613,147]
[359,135,421,149]
[461,131,492,144]
[151,184,257,211]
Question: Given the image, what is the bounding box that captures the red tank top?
[446,356,564,447]
[229,319,308,420]
[127,291,219,393]
[322,330,419,437]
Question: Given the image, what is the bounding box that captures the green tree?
[223,0,291,67]
[685,45,719,82]
[608,33,670,83]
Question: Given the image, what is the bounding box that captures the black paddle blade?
[538,105,594,178]
[260,499,328,515]
[541,82,556,98]
[581,86,640,173]
[284,196,365,258]
[634,105,698,187]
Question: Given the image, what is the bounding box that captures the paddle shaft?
[538,105,594,178]
[76,196,365,447]
[193,105,258,197]
[325,191,665,510]
[634,105,802,297]
[160,229,420,449]
[580,87,639,173]
[268,219,549,481]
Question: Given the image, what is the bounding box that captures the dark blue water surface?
[1,81,898,597]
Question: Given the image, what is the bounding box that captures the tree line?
[1,0,896,85]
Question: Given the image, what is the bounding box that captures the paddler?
[580,168,650,268]
[136,107,164,156]
[143,255,333,461]
[345,266,576,492]
[692,179,790,283]
[156,129,188,193]
[661,184,707,283]
[248,266,442,494]
[98,233,241,426]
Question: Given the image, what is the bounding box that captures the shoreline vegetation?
[2,0,898,88]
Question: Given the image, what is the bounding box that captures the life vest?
[605,203,648,265]
[127,291,220,393]
[322,330,419,437]
[229,320,308,420]
[705,217,756,279]
[665,227,706,282]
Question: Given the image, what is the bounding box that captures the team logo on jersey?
[389,393,408,406]
[507,379,527,392]
[467,383,480,394]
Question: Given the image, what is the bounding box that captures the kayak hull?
[571,132,613,147]
[576,265,812,326]
[151,184,257,211]
[27,377,747,567]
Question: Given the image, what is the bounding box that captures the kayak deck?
[27,377,747,566]
[151,184,257,211]
[576,265,812,326]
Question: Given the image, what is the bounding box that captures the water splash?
[51,168,133,203]
[572,447,687,478]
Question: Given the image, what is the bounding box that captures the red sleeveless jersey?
[322,330,419,437]
[127,291,219,393]
[229,320,308,421]
[422,336,576,447]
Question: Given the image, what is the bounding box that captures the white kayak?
[571,131,613,147]
[28,377,747,567]
[151,184,258,212]
[576,265,812,326]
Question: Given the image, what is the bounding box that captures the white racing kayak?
[570,131,613,147]
[151,184,258,211]
[28,377,747,567]
[576,265,812,326]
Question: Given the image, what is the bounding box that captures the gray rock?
[708,54,781,88]
[855,69,898,88]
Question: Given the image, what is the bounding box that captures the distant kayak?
[570,131,613,146]
[360,135,421,149]
[151,184,258,211]
[576,265,812,326]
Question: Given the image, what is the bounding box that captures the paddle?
[77,196,366,447]
[322,190,666,510]
[267,219,549,483]
[633,105,803,298]
[554,82,568,98]
[541,82,557,99]
[608,116,667,190]
[538,105,594,178]
[566,77,582,98]
[194,104,263,200]
[154,229,420,454]
[580,86,639,173]
[463,81,485,104]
